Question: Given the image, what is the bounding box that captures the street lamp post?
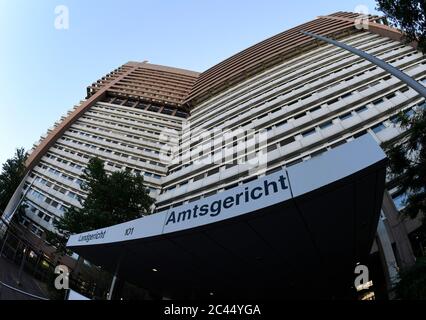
[301,31,426,99]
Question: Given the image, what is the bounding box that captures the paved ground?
[0,257,49,300]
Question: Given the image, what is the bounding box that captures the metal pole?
[377,216,400,300]
[12,239,21,263]
[107,274,118,301]
[107,258,122,301]
[0,231,9,258]
[3,174,36,225]
[33,252,42,277]
[16,246,28,286]
[73,254,83,276]
[64,288,70,301]
[301,31,426,99]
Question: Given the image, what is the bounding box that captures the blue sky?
[0,0,381,164]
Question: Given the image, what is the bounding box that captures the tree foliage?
[385,107,426,221]
[396,257,426,299]
[0,148,28,212]
[376,0,426,53]
[376,0,426,299]
[53,157,155,239]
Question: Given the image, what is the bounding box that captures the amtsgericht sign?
[66,135,387,248]
[165,174,289,225]
[69,170,292,246]
[161,170,292,234]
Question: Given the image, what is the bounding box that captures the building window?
[371,123,386,134]
[400,86,409,93]
[341,92,352,99]
[339,112,353,121]
[193,173,205,182]
[301,128,316,138]
[311,148,327,158]
[390,115,400,124]
[294,112,306,120]
[124,100,136,107]
[319,120,333,130]
[162,108,174,115]
[50,200,60,208]
[354,105,368,113]
[310,106,322,113]
[276,120,287,127]
[354,130,368,139]
[327,98,339,105]
[330,140,346,149]
[68,191,77,199]
[149,105,160,112]
[267,144,278,152]
[207,168,219,176]
[176,111,188,118]
[392,193,407,210]
[404,108,415,118]
[225,163,237,169]
[372,98,384,106]
[386,92,396,100]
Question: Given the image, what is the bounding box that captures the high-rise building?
[2,12,425,298]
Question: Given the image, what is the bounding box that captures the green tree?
[0,148,28,212]
[377,0,426,230]
[376,0,426,53]
[385,106,426,223]
[376,0,426,300]
[396,257,426,299]
[53,157,154,241]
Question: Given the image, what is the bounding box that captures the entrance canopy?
[67,135,387,298]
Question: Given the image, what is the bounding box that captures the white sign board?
[67,134,386,248]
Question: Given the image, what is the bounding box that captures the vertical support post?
[17,246,28,286]
[64,288,71,301]
[33,252,42,277]
[107,258,122,301]
[73,255,83,277]
[12,239,21,263]
[2,173,34,225]
[377,215,399,299]
[107,275,118,301]
[381,191,416,269]
[0,230,9,258]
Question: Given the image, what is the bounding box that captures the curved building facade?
[2,12,425,298]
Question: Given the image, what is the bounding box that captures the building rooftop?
[85,12,401,110]
[183,12,384,106]
[86,61,199,108]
